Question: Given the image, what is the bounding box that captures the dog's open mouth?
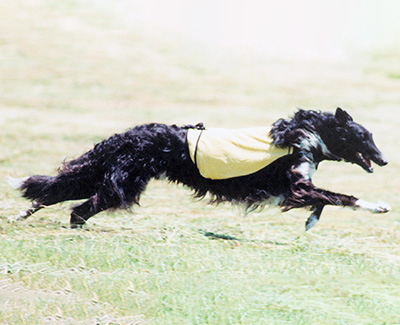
[356,152,373,173]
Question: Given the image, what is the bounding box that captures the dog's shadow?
[200,230,290,246]
[202,231,239,241]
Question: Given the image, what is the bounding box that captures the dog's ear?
[335,107,353,124]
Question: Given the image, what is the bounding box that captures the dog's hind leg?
[305,205,324,231]
[9,201,44,222]
[70,169,152,227]
[70,196,101,228]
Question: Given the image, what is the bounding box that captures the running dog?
[10,108,391,230]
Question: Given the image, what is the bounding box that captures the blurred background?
[113,0,400,60]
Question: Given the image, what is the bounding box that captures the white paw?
[8,215,22,223]
[305,214,319,231]
[356,199,391,213]
[8,210,31,223]
[375,201,391,213]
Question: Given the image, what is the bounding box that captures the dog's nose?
[372,155,388,167]
[378,156,388,166]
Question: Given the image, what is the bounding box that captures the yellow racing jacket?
[187,127,288,180]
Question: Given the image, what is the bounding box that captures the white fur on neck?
[295,161,316,180]
[300,132,336,159]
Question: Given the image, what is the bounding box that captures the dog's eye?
[358,132,367,140]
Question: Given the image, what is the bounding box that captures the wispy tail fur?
[18,175,61,204]
[8,176,29,190]
[13,154,103,207]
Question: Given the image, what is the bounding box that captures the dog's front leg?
[354,199,391,213]
[289,184,391,230]
[305,205,324,231]
[310,187,391,214]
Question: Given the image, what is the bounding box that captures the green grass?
[1,0,400,323]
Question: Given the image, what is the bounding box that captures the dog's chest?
[295,161,317,180]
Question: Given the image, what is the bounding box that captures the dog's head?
[320,107,388,173]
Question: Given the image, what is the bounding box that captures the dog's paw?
[356,199,391,213]
[7,213,26,223]
[375,201,391,213]
[8,207,38,222]
[305,214,319,231]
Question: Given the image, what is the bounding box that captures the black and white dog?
[10,108,390,230]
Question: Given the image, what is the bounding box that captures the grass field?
[1,1,400,323]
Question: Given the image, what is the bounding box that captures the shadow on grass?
[199,229,290,246]
[202,231,239,241]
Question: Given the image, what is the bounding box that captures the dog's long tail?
[12,174,93,206]
[11,148,106,207]
[9,170,99,222]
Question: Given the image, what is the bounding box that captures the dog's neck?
[270,110,342,164]
[299,131,340,164]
